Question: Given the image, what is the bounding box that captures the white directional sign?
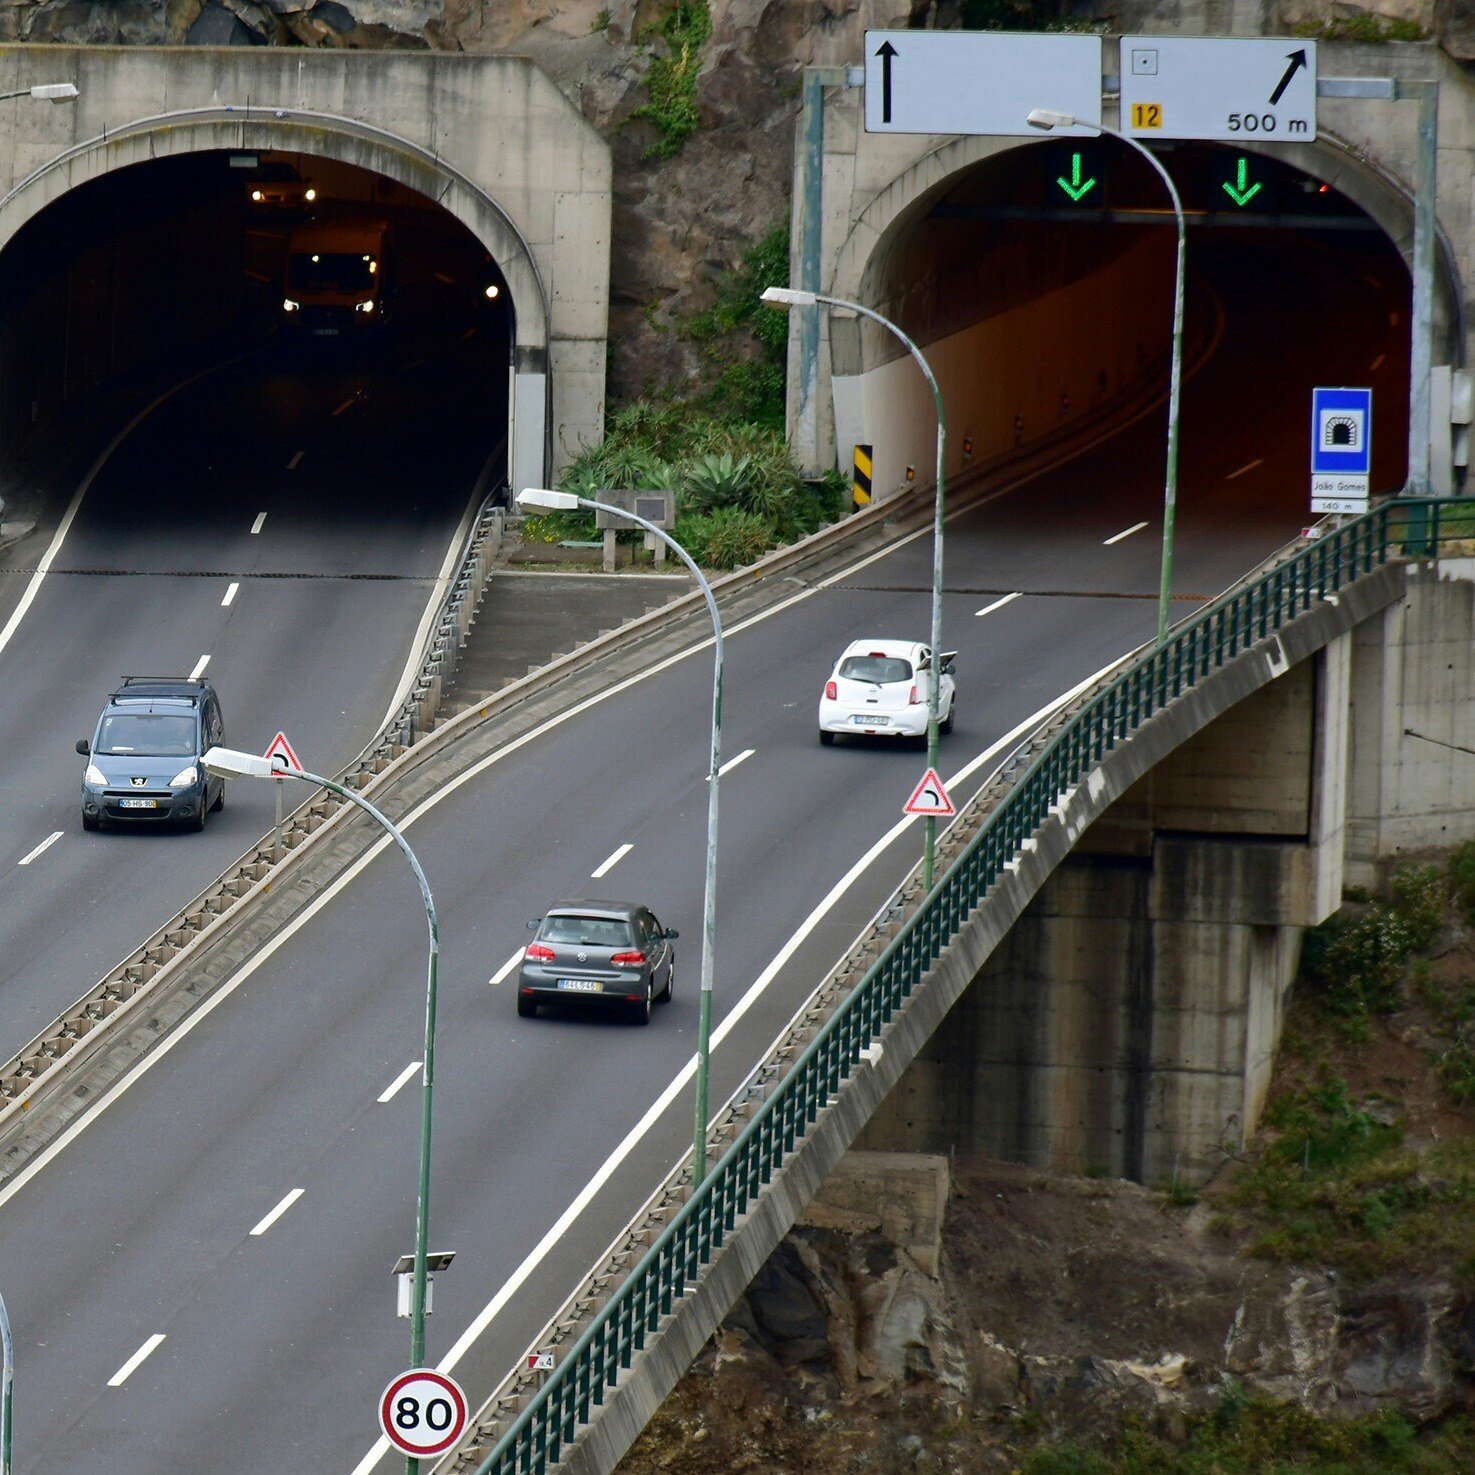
[1119,37,1317,142]
[379,1369,469,1457]
[864,30,1101,136]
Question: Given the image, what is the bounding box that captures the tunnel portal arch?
[802,44,1470,499]
[0,45,613,493]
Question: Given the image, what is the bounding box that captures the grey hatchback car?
[517,900,677,1024]
[77,677,226,832]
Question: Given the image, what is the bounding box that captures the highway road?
[0,334,502,1062]
[0,228,1411,1472]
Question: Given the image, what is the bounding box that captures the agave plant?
[680,451,759,513]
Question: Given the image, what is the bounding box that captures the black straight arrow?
[876,39,897,124]
[1269,48,1307,106]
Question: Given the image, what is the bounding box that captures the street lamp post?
[1026,109,1185,646]
[517,488,726,1185]
[201,747,440,1475]
[1,1287,13,1475]
[761,285,949,889]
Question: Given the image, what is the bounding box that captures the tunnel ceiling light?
[1026,108,1075,130]
[31,82,79,102]
[485,284,499,299]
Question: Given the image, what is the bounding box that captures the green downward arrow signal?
[1056,152,1097,202]
[1222,157,1263,207]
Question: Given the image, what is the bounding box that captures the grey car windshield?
[95,713,197,757]
[540,915,634,947]
[839,655,912,684]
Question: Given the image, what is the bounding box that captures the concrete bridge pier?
[858,635,1353,1184]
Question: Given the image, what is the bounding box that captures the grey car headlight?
[84,763,106,786]
[169,765,199,788]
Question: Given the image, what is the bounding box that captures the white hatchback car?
[818,638,956,745]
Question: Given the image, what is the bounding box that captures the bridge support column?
[860,637,1354,1186]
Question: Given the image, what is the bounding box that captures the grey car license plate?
[855,713,889,725]
[558,979,603,993]
[118,798,159,809]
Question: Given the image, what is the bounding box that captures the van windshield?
[96,714,197,757]
[288,252,376,295]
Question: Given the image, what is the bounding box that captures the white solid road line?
[711,749,754,779]
[287,450,305,470]
[189,654,210,679]
[1226,458,1263,481]
[249,1188,305,1237]
[1103,521,1149,546]
[342,655,1136,1475]
[974,591,1021,619]
[222,582,239,608]
[591,842,632,879]
[488,949,522,988]
[377,1062,422,1104]
[107,1334,165,1388]
[250,512,267,535]
[17,832,62,867]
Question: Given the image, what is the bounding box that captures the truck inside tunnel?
[0,147,511,526]
[842,136,1424,513]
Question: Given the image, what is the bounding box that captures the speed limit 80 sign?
[379,1369,469,1457]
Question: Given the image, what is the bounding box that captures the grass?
[1022,1400,1475,1473]
[628,1,711,160]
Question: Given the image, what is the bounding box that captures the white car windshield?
[839,655,912,684]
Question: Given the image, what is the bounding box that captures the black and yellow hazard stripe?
[852,443,873,509]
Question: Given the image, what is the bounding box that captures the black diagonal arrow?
[1269,48,1307,106]
[876,39,897,124]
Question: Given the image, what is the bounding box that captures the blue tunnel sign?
[1310,386,1372,513]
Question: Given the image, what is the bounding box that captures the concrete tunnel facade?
[0,44,613,496]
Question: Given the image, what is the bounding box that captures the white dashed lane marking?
[250,512,267,535]
[591,843,633,879]
[249,1189,305,1237]
[488,950,522,988]
[974,592,1021,618]
[222,582,239,608]
[1103,521,1149,546]
[108,1335,165,1388]
[17,832,62,866]
[378,1063,422,1104]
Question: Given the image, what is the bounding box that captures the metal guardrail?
[470,496,1467,1475]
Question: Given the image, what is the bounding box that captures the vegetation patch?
[629,1,711,160]
[1021,1398,1474,1474]
[1291,13,1427,42]
[1213,857,1475,1281]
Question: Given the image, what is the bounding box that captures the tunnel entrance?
[837,136,1422,513]
[0,147,510,514]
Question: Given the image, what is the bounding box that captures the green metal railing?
[471,498,1465,1475]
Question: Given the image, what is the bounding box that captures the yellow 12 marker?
[1131,102,1164,129]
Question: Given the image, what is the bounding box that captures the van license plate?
[119,798,159,809]
[558,979,603,993]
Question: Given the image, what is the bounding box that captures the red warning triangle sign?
[903,767,955,818]
[263,731,304,776]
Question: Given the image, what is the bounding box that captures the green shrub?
[1292,13,1426,41]
[1301,907,1411,1032]
[674,507,774,570]
[1439,1045,1475,1105]
[628,1,711,160]
[1390,862,1448,950]
[1450,842,1475,923]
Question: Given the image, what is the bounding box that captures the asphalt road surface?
[0,228,1411,1472]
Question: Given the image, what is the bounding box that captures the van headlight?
[85,764,106,787]
[305,188,317,202]
[283,298,300,312]
[169,766,199,788]
[354,299,375,314]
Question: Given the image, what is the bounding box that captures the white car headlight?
[169,766,198,788]
[85,763,106,787]
[251,189,264,202]
[304,188,317,202]
[354,299,375,314]
[283,298,300,312]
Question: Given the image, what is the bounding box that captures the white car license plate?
[854,713,888,726]
[118,798,159,809]
[558,979,603,993]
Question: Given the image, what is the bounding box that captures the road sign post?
[263,731,303,856]
[904,768,956,820]
[379,1369,468,1460]
[1311,387,1373,513]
